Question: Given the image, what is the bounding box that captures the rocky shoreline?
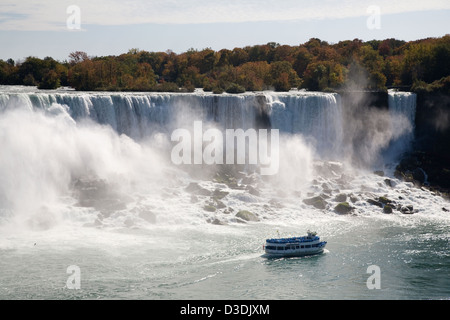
[69,154,449,229]
[394,151,450,200]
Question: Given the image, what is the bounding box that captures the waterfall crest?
[0,88,416,163]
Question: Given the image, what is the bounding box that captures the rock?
[383,205,393,214]
[235,210,259,222]
[321,182,330,190]
[314,161,343,178]
[246,186,260,196]
[213,171,242,189]
[394,169,403,180]
[223,207,234,214]
[367,199,383,208]
[185,183,211,196]
[211,218,227,225]
[73,176,131,214]
[412,168,426,184]
[268,199,284,209]
[334,202,354,214]
[328,161,344,174]
[404,173,415,183]
[321,183,332,194]
[374,170,384,177]
[378,196,393,205]
[349,194,359,203]
[213,188,229,200]
[384,179,394,187]
[303,196,328,210]
[400,205,414,215]
[214,199,227,209]
[443,207,449,212]
[241,175,257,185]
[203,205,217,212]
[334,193,347,202]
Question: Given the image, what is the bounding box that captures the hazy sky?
[1,0,449,61]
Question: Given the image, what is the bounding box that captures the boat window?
[306,245,311,248]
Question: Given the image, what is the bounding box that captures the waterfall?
[0,91,272,139]
[0,86,420,223]
[0,87,417,164]
[385,90,417,162]
[267,91,344,158]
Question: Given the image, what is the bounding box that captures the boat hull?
[264,241,327,258]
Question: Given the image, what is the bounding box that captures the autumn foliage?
[1,35,449,93]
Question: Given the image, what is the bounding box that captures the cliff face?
[338,91,389,110]
[415,92,450,159]
[338,90,449,162]
[339,90,450,195]
[396,92,450,195]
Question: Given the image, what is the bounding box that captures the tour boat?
[263,231,327,257]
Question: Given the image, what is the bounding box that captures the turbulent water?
[0,86,448,300]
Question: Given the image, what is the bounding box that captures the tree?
[344,61,368,90]
[69,51,89,65]
[0,59,17,84]
[303,61,345,91]
[17,57,47,84]
[38,70,60,89]
[273,72,291,92]
[351,45,387,90]
[269,61,300,91]
[235,61,270,91]
[225,83,245,94]
[383,56,402,86]
[230,48,249,67]
[2,36,449,92]
[293,47,313,78]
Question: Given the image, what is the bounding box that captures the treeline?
[1,35,449,93]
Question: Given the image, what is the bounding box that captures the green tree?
[302,61,344,91]
[38,70,61,89]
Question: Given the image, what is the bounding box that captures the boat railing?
[266,236,320,244]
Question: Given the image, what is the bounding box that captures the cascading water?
[0,86,448,300]
[0,90,270,139]
[384,90,417,163]
[0,88,414,161]
[266,91,344,159]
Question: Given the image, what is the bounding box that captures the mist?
[0,88,418,232]
[0,104,170,230]
[338,66,415,169]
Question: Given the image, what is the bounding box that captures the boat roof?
[266,236,320,244]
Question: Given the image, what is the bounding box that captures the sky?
[0,0,449,61]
